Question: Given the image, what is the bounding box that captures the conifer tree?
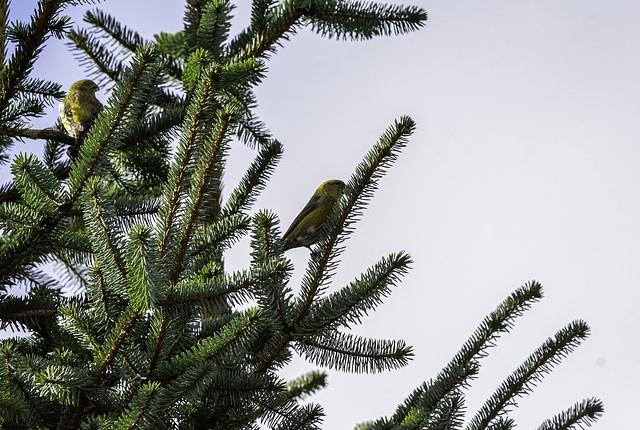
[0,1,603,429]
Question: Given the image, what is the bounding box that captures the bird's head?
[69,79,100,94]
[321,179,346,200]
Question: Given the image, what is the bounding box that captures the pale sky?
[10,1,640,428]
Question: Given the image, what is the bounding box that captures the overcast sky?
[10,1,640,428]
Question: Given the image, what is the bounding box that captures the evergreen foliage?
[0,1,602,429]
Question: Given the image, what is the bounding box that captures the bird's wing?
[59,99,73,122]
[282,194,321,239]
[59,98,82,136]
[58,100,66,119]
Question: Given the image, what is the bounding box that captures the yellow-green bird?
[282,179,346,250]
[59,79,103,157]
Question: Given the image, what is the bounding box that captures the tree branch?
[0,161,70,203]
[2,128,76,146]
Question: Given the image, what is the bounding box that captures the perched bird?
[282,179,346,250]
[59,79,103,159]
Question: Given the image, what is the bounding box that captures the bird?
[282,179,346,250]
[59,79,103,160]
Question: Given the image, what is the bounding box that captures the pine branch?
[189,214,252,273]
[0,306,57,321]
[250,210,285,265]
[65,307,141,430]
[485,417,516,430]
[467,320,591,430]
[254,332,292,374]
[126,225,163,311]
[119,104,184,153]
[272,403,325,429]
[0,343,54,427]
[535,398,604,430]
[0,204,62,285]
[67,27,123,84]
[152,31,187,81]
[195,371,287,426]
[0,0,68,117]
[14,75,64,109]
[246,399,324,430]
[0,296,58,333]
[225,0,304,64]
[159,258,290,311]
[53,252,90,293]
[170,111,230,284]
[249,211,293,332]
[222,139,283,217]
[158,62,221,261]
[0,160,70,205]
[51,232,93,271]
[57,298,102,353]
[296,332,413,373]
[233,110,272,148]
[195,0,233,59]
[302,0,427,41]
[34,363,91,407]
[418,391,467,430]
[112,380,162,428]
[158,309,260,377]
[82,178,127,289]
[84,9,146,54]
[297,251,412,335]
[183,0,206,46]
[285,370,327,401]
[11,153,65,212]
[389,282,543,426]
[145,310,170,378]
[250,0,278,33]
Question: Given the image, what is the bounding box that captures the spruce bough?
[0,1,602,429]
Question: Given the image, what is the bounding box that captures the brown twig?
[0,0,8,69]
[3,128,76,146]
